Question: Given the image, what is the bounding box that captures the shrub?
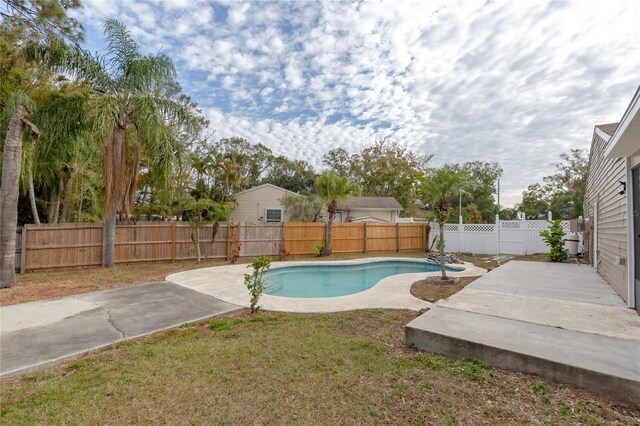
[243,256,272,313]
[312,243,324,257]
[539,219,568,262]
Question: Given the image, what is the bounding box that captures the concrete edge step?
[405,308,640,406]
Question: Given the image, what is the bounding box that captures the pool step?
[405,306,640,405]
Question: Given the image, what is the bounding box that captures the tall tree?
[444,161,502,222]
[280,193,323,222]
[262,156,316,194]
[315,172,360,256]
[323,140,432,214]
[1,104,39,287]
[514,149,588,219]
[43,19,193,267]
[420,166,469,281]
[0,0,82,287]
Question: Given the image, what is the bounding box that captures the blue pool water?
[263,260,459,298]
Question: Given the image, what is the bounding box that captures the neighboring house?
[228,183,297,223]
[584,85,640,311]
[334,196,402,223]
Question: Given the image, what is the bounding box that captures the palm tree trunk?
[324,219,333,256]
[211,221,220,254]
[47,190,60,223]
[102,124,126,268]
[191,227,201,263]
[121,141,141,224]
[323,202,336,256]
[52,178,62,224]
[424,223,431,252]
[60,172,74,223]
[1,105,37,287]
[26,152,40,225]
[439,222,446,280]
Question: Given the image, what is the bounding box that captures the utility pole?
[496,178,500,218]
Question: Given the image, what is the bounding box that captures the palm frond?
[126,54,176,94]
[103,19,140,79]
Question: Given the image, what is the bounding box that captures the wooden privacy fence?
[16,222,428,272]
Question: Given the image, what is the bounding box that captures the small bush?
[539,219,568,262]
[312,243,324,257]
[244,256,272,313]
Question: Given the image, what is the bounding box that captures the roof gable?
[232,183,299,197]
[336,196,402,211]
[595,122,619,137]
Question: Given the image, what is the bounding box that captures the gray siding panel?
[584,132,628,302]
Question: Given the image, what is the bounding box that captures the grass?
[0,309,636,425]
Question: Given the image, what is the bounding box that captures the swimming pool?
[263,260,459,298]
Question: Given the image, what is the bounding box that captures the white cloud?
[77,0,640,205]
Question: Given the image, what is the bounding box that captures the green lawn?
[1,309,637,425]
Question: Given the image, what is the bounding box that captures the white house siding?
[584,129,628,302]
[229,185,295,223]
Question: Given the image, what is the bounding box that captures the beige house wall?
[584,129,629,302]
[229,185,296,223]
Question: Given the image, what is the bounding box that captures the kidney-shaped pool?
[263,260,461,298]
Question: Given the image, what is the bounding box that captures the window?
[265,208,282,223]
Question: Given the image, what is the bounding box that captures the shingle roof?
[595,123,619,136]
[336,196,402,211]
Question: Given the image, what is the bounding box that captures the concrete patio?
[406,261,640,405]
[0,282,239,378]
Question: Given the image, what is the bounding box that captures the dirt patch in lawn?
[1,309,637,425]
[411,276,480,302]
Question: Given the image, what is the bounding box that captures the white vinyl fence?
[430,217,581,255]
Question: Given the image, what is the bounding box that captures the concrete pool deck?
[167,257,486,313]
[406,261,640,405]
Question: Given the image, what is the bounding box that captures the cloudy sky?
[73,0,639,205]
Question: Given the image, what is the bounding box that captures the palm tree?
[44,19,192,267]
[0,103,40,287]
[209,202,230,254]
[181,197,222,263]
[315,172,360,256]
[421,166,469,280]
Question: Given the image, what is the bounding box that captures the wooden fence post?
[363,222,367,254]
[396,223,400,252]
[20,224,27,273]
[226,223,233,261]
[171,222,177,262]
[236,222,241,258]
[422,223,426,252]
[281,222,285,256]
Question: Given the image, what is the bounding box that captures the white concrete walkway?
[167,257,486,313]
[406,261,640,405]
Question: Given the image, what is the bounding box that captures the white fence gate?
[430,218,580,255]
